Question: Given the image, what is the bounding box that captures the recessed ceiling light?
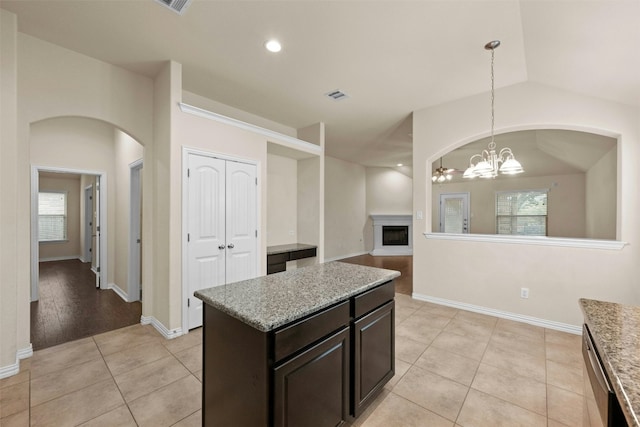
[397,163,403,167]
[265,40,282,53]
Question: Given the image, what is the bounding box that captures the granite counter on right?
[580,298,640,427]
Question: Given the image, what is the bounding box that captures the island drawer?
[354,281,395,318]
[274,300,350,362]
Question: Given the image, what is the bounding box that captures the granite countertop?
[195,261,400,332]
[266,243,317,255]
[580,298,640,427]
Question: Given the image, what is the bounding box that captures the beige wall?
[297,123,325,265]
[31,117,118,285]
[267,154,298,246]
[324,156,366,260]
[1,14,325,374]
[38,175,81,261]
[413,81,640,328]
[586,146,617,239]
[174,72,273,330]
[0,9,21,371]
[431,173,586,237]
[114,130,144,297]
[0,16,154,374]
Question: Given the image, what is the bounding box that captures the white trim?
[423,232,627,250]
[412,292,582,335]
[141,315,183,340]
[17,344,33,360]
[0,345,33,380]
[39,255,81,263]
[325,251,369,262]
[0,360,19,379]
[128,160,143,302]
[31,166,108,301]
[178,102,322,156]
[108,282,129,302]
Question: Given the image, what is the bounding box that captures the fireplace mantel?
[370,214,412,256]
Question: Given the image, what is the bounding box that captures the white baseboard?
[412,292,582,335]
[18,344,33,360]
[326,251,369,262]
[140,315,183,340]
[0,360,19,379]
[0,344,34,380]
[108,283,129,302]
[39,255,81,263]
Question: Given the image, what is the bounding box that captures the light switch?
[416,210,423,220]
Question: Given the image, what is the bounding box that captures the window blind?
[496,190,547,236]
[39,192,67,241]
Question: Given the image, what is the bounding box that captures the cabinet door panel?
[353,300,394,417]
[274,327,350,427]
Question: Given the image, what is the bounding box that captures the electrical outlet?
[520,287,530,299]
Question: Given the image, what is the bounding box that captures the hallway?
[31,260,141,350]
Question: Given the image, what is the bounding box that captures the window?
[496,190,547,236]
[39,191,67,242]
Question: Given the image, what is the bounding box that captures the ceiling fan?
[431,157,459,183]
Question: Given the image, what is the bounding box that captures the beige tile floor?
[0,294,584,427]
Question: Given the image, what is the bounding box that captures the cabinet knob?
[227,243,235,249]
[218,245,226,250]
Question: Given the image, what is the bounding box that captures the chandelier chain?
[489,47,496,150]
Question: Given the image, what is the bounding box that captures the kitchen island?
[195,261,400,427]
[580,298,640,426]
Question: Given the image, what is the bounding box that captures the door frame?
[30,165,108,301]
[128,159,143,302]
[83,185,93,263]
[181,146,261,333]
[439,192,470,233]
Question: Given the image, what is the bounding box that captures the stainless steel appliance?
[582,324,628,427]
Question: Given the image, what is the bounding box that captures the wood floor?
[30,256,408,350]
[339,254,412,295]
[30,259,141,351]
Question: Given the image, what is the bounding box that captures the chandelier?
[432,158,454,183]
[463,40,523,179]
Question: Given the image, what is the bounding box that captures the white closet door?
[187,154,226,329]
[225,161,257,285]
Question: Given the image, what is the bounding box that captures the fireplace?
[382,226,409,246]
[370,215,412,256]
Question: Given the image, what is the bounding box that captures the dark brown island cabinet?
[194,262,399,427]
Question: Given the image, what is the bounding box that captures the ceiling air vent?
[154,0,193,15]
[325,90,350,101]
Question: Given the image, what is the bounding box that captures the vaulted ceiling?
[2,0,638,169]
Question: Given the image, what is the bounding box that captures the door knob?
[218,245,226,250]
[227,243,235,249]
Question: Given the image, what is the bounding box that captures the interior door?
[187,154,227,329]
[225,161,257,284]
[439,193,470,233]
